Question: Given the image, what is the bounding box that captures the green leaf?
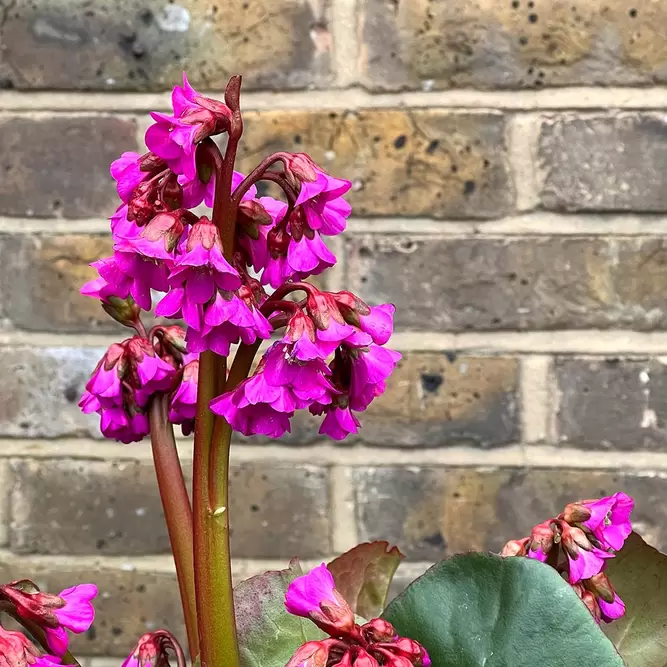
[235,558,325,667]
[603,532,667,667]
[328,541,403,618]
[382,552,624,667]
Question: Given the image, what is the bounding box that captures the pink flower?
[281,309,334,362]
[349,345,402,412]
[582,493,634,551]
[358,304,396,346]
[526,546,548,562]
[118,210,193,262]
[562,524,615,584]
[169,356,198,433]
[45,585,97,656]
[166,218,241,322]
[99,407,150,444]
[294,167,352,236]
[122,633,162,667]
[110,152,149,203]
[81,343,126,409]
[599,594,626,623]
[33,657,62,667]
[145,73,232,180]
[316,405,361,441]
[285,564,337,617]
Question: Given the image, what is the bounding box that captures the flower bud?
[127,181,158,226]
[561,524,593,559]
[580,589,602,624]
[306,291,346,332]
[286,639,339,667]
[529,520,556,555]
[138,152,166,172]
[563,502,593,524]
[500,538,529,557]
[238,199,273,241]
[159,173,183,211]
[102,295,142,329]
[583,572,616,604]
[361,619,396,643]
[353,649,381,667]
[283,152,319,186]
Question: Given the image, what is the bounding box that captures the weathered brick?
[0,553,184,656]
[0,235,120,333]
[361,0,667,91]
[353,467,667,560]
[362,353,520,447]
[346,235,667,331]
[539,114,667,212]
[238,353,519,448]
[237,110,513,219]
[0,347,103,438]
[555,358,667,450]
[0,0,330,91]
[0,117,137,218]
[9,459,331,558]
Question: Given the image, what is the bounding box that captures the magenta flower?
[33,657,62,667]
[298,173,352,235]
[259,197,338,288]
[145,73,232,180]
[285,564,337,617]
[349,345,402,412]
[599,593,626,622]
[281,309,334,362]
[526,546,548,563]
[110,205,140,242]
[581,493,634,551]
[81,344,125,409]
[99,406,150,444]
[45,584,97,656]
[564,531,614,584]
[211,390,292,438]
[110,152,146,203]
[317,405,361,441]
[169,356,198,434]
[167,218,241,318]
[358,304,396,346]
[118,210,192,262]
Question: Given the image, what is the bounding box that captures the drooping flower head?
[500,493,634,625]
[0,580,97,658]
[284,569,429,667]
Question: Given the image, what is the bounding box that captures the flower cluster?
[79,73,399,443]
[122,630,184,667]
[0,579,97,665]
[501,492,634,623]
[284,565,430,667]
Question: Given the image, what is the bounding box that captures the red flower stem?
[148,397,199,658]
[230,152,294,205]
[193,75,244,667]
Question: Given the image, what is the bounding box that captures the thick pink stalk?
[148,398,199,658]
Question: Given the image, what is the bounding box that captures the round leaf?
[328,541,403,618]
[382,552,624,667]
[604,532,667,667]
[234,559,325,667]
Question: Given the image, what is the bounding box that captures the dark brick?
[361,0,667,91]
[539,114,667,212]
[0,347,104,438]
[556,358,667,450]
[0,0,330,91]
[346,235,667,331]
[0,234,121,333]
[238,110,513,219]
[0,553,184,656]
[0,117,137,217]
[353,467,667,560]
[9,459,331,558]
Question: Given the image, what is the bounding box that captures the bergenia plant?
[2,74,667,667]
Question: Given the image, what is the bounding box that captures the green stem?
[194,75,245,667]
[148,398,199,659]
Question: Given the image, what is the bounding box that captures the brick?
[555,358,667,450]
[0,117,137,218]
[539,114,667,212]
[362,353,520,447]
[346,235,667,331]
[238,353,519,448]
[9,459,331,558]
[238,110,513,219]
[360,0,667,91]
[353,467,667,560]
[0,347,104,438]
[0,462,9,547]
[0,0,330,91]
[0,553,184,656]
[0,234,121,333]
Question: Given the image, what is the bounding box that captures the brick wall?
[2,0,667,662]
